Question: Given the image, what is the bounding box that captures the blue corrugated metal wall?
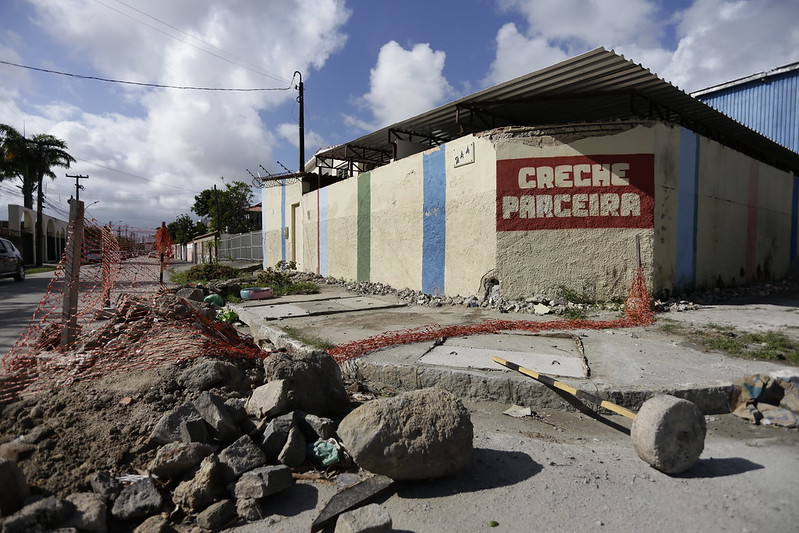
[696,69,799,154]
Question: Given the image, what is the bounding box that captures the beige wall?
[263,120,797,301]
[368,153,424,290]
[491,123,656,300]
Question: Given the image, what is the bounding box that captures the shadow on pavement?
[394,448,542,498]
[676,457,764,479]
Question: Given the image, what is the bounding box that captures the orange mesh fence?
[1,214,266,404]
[328,266,654,363]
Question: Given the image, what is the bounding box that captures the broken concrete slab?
[196,499,236,530]
[218,435,267,484]
[111,477,163,521]
[233,465,294,499]
[311,475,394,532]
[172,455,224,512]
[148,442,216,479]
[246,380,290,419]
[193,391,241,443]
[421,344,586,378]
[334,503,392,533]
[149,402,203,445]
[277,426,306,467]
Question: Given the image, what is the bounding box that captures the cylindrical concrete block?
[631,395,706,474]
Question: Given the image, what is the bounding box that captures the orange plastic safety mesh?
[0,216,265,403]
[328,267,654,363]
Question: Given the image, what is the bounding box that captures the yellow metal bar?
[491,355,637,420]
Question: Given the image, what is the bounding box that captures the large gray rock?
[193,391,240,443]
[631,394,706,474]
[337,388,473,480]
[152,293,195,320]
[64,493,107,533]
[263,351,350,416]
[233,465,294,499]
[218,435,267,483]
[149,402,204,445]
[246,380,290,419]
[0,458,29,516]
[334,503,393,533]
[111,477,163,521]
[172,455,225,512]
[1,496,73,533]
[148,442,216,479]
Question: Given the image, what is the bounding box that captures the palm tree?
[0,124,76,265]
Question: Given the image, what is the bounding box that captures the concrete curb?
[247,319,738,415]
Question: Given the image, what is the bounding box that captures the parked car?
[0,237,25,281]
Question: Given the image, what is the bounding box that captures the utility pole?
[214,183,221,262]
[66,174,88,203]
[295,71,305,173]
[61,198,84,348]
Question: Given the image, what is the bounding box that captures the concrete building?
[2,204,68,264]
[261,48,799,301]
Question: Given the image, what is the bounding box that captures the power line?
[0,60,294,92]
[104,0,290,84]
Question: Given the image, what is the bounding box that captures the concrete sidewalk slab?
[231,285,799,415]
[234,296,405,321]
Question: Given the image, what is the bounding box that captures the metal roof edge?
[691,60,799,97]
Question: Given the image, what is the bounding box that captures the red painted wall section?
[496,154,655,231]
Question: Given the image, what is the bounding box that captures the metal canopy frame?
[315,48,799,175]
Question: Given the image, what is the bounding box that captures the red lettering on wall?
[497,154,655,231]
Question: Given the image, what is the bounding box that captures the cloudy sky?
[1,0,797,230]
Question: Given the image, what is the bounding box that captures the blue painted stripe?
[280,180,286,263]
[675,128,699,289]
[261,187,269,269]
[319,187,329,277]
[791,175,799,261]
[422,147,446,295]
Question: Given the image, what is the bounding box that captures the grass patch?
[555,285,594,305]
[657,318,799,365]
[563,307,588,320]
[281,326,335,351]
[26,265,58,275]
[270,281,319,297]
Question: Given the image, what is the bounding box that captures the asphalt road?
[0,271,56,357]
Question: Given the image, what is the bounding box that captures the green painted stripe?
[357,172,371,281]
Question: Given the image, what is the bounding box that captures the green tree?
[191,180,259,234]
[0,125,76,265]
[168,214,207,245]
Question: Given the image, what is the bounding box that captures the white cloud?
[4,0,351,227]
[359,41,453,129]
[484,23,569,85]
[488,0,799,93]
[664,0,799,91]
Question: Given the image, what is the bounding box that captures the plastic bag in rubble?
[309,438,341,466]
[203,293,224,306]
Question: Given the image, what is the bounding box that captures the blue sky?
[1,0,797,229]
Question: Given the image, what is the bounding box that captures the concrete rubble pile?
[0,291,475,532]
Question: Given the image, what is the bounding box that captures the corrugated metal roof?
[317,48,799,174]
[693,65,799,153]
